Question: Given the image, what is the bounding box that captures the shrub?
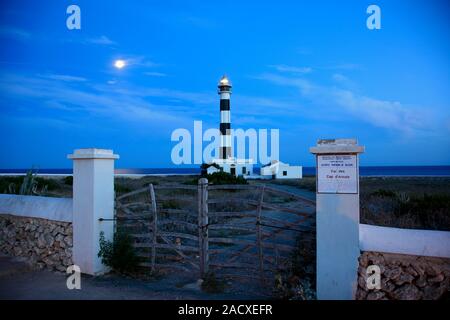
[206,171,248,185]
[63,176,73,186]
[98,231,141,274]
[201,272,226,293]
[35,177,60,191]
[0,176,23,194]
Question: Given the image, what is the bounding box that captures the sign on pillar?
[68,148,119,275]
[310,139,364,300]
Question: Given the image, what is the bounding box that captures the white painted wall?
[359,224,450,258]
[275,164,302,179]
[260,161,302,179]
[0,194,72,222]
[211,160,253,177]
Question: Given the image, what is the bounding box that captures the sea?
[0,166,449,177]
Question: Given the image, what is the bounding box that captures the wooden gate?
[114,178,315,282]
[115,183,201,273]
[207,183,315,282]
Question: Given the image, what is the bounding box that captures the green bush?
[98,231,141,274]
[206,171,248,185]
[184,170,248,185]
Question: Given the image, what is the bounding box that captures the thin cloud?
[269,64,312,74]
[0,73,188,127]
[324,63,361,71]
[144,71,167,77]
[40,74,87,82]
[0,26,30,40]
[120,55,159,68]
[87,35,117,46]
[332,73,357,90]
[254,72,436,135]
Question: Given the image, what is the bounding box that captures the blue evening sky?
[0,0,449,168]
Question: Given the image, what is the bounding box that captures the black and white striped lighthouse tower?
[218,75,232,159]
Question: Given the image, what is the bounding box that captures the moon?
[114,59,126,69]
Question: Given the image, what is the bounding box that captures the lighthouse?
[206,75,302,179]
[207,75,254,178]
[218,75,232,159]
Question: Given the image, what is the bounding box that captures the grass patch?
[114,184,132,194]
[201,272,226,293]
[161,199,182,209]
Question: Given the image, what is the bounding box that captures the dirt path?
[0,254,266,300]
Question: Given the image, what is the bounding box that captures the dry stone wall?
[0,214,73,272]
[357,251,450,300]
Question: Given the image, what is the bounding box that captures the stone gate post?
[310,139,364,299]
[68,148,119,275]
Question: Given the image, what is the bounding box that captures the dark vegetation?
[63,176,73,186]
[0,171,60,196]
[98,231,141,274]
[201,272,226,293]
[204,171,248,185]
[271,176,450,231]
[184,170,248,185]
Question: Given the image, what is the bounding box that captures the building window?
[242,167,246,174]
[283,171,287,176]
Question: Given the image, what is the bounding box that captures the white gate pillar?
[68,148,119,275]
[310,139,364,300]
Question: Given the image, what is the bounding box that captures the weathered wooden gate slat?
[158,220,197,230]
[133,242,199,252]
[209,224,256,233]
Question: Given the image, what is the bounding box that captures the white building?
[260,160,302,179]
[207,158,254,177]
